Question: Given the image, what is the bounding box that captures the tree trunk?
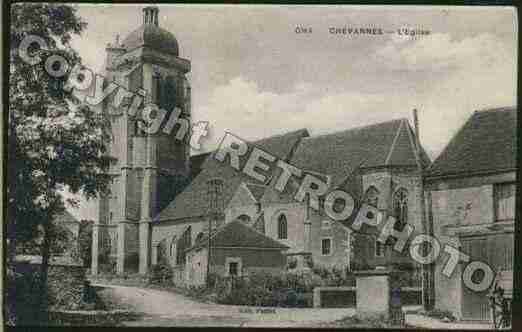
[38,218,52,324]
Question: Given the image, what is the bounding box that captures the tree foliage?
[8,3,112,246]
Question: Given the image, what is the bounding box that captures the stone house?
[183,220,289,286]
[425,107,516,321]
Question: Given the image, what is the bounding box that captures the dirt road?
[95,283,354,327]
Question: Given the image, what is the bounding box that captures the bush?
[149,263,173,285]
[422,309,457,322]
[286,257,297,270]
[304,255,314,269]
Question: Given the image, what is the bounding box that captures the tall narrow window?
[229,262,238,276]
[195,232,204,243]
[169,236,177,258]
[375,239,384,257]
[393,188,408,231]
[495,183,515,222]
[162,76,177,111]
[364,186,380,208]
[277,214,288,239]
[321,238,332,255]
[153,73,162,105]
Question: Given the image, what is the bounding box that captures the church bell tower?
[91,6,191,276]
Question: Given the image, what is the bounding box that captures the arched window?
[364,186,380,208]
[169,236,177,258]
[277,214,288,239]
[237,214,252,224]
[195,232,205,243]
[393,188,408,231]
[176,226,191,266]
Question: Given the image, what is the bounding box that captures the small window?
[229,262,238,276]
[195,232,205,243]
[495,183,515,222]
[375,240,384,257]
[278,214,288,239]
[364,186,380,208]
[237,214,252,224]
[109,212,113,222]
[321,238,332,256]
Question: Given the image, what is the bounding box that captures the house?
[183,219,289,286]
[425,107,517,321]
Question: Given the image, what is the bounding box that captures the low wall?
[313,287,356,308]
[14,261,87,310]
[48,309,141,326]
[313,286,421,308]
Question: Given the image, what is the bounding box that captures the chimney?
[143,6,159,26]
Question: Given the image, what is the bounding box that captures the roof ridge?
[241,182,259,203]
[245,182,267,188]
[403,118,423,169]
[300,118,403,141]
[474,106,517,113]
[384,119,404,166]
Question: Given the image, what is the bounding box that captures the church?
[90,7,430,282]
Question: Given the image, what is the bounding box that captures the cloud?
[194,76,431,155]
[374,32,515,73]
[195,30,516,160]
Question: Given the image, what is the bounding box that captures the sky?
[65,4,517,221]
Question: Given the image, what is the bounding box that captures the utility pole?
[206,178,223,288]
[413,109,433,311]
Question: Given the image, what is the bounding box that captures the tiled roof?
[427,107,517,178]
[187,219,289,251]
[290,119,429,188]
[155,129,309,221]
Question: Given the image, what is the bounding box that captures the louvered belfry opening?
[143,6,159,26]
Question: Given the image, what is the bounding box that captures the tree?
[8,3,112,321]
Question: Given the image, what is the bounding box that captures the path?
[95,283,492,328]
[94,283,353,327]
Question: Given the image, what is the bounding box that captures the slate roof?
[427,107,517,178]
[187,219,289,251]
[156,129,309,221]
[190,152,211,179]
[244,183,267,202]
[290,119,430,188]
[122,24,179,56]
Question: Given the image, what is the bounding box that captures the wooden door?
[460,234,513,321]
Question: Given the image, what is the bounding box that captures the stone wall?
[13,261,87,311]
[427,170,515,319]
[151,217,206,267]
